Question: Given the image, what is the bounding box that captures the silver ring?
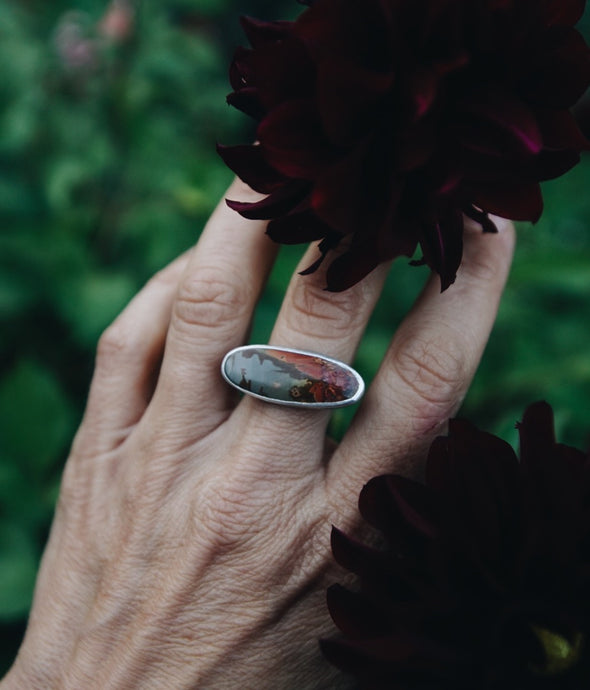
[221,345,365,409]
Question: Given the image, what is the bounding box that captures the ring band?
[221,345,365,409]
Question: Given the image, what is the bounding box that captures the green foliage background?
[0,0,589,675]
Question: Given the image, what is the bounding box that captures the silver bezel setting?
[221,345,365,409]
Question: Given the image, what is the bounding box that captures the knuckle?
[198,475,272,552]
[289,505,332,579]
[196,478,329,584]
[461,221,515,284]
[391,329,465,408]
[173,269,250,333]
[286,278,365,339]
[460,248,502,284]
[96,322,134,366]
[56,464,77,516]
[55,456,92,524]
[228,176,266,203]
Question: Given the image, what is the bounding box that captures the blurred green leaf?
[0,524,38,621]
[56,270,137,346]
[0,360,74,474]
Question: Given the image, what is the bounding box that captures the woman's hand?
[3,179,514,689]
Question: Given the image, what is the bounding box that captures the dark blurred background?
[1,0,589,675]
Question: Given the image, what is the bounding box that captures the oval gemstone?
[221,346,364,408]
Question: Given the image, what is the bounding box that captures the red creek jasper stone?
[221,346,364,408]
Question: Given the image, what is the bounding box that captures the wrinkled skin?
[2,179,514,689]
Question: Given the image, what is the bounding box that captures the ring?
[221,345,365,409]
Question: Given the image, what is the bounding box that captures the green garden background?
[1,0,589,674]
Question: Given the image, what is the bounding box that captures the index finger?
[144,178,278,440]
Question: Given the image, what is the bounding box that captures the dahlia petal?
[216,144,286,194]
[230,35,315,114]
[527,150,581,181]
[465,91,543,155]
[417,0,469,56]
[396,118,437,171]
[520,27,590,108]
[444,421,521,558]
[311,140,373,234]
[294,0,391,72]
[463,206,499,234]
[555,443,588,474]
[266,210,334,244]
[319,638,381,677]
[383,476,439,539]
[320,636,411,673]
[316,58,394,145]
[226,88,265,120]
[239,15,292,48]
[462,146,581,183]
[255,35,316,109]
[327,584,392,638]
[427,419,518,509]
[299,253,325,276]
[321,173,415,291]
[324,632,465,669]
[408,67,439,120]
[359,475,437,541]
[359,475,402,533]
[330,526,388,577]
[424,436,453,496]
[299,234,341,276]
[225,181,308,220]
[258,100,333,179]
[418,208,463,292]
[470,181,544,222]
[431,479,516,594]
[517,401,557,470]
[540,0,586,27]
[458,148,523,183]
[536,109,590,151]
[518,408,586,561]
[324,248,381,292]
[433,51,471,76]
[229,46,253,91]
[333,520,431,596]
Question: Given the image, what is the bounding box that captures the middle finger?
[233,244,390,452]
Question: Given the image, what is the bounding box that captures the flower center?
[529,626,584,676]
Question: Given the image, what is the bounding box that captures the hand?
[3,179,514,689]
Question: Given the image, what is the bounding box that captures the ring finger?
[232,244,390,450]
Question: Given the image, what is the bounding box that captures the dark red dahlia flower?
[219,0,590,291]
[322,402,590,689]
